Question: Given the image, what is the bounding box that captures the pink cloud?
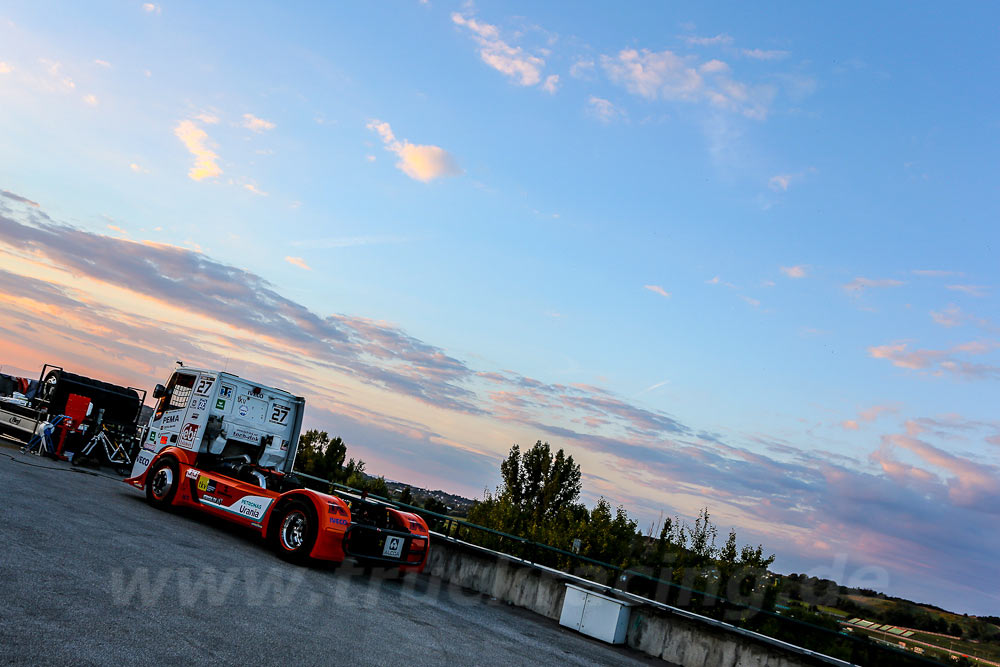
[780,265,807,278]
[869,340,1000,380]
[643,284,671,298]
[946,284,989,297]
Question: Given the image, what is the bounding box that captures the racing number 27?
[269,404,290,425]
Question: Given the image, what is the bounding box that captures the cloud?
[242,113,275,132]
[868,342,945,370]
[0,190,40,207]
[82,94,98,106]
[173,120,222,181]
[243,183,267,196]
[602,48,701,100]
[37,59,75,91]
[742,48,789,60]
[451,13,549,89]
[946,284,989,297]
[869,341,1000,380]
[569,59,595,79]
[929,304,996,332]
[0,197,482,414]
[780,265,807,279]
[541,74,559,94]
[843,277,905,293]
[194,112,220,125]
[366,119,461,183]
[860,404,899,423]
[0,62,12,74]
[587,96,624,123]
[706,275,737,288]
[284,256,311,270]
[94,59,111,68]
[142,3,161,14]
[877,427,1000,510]
[768,174,791,191]
[842,404,899,430]
[682,34,733,46]
[769,168,815,192]
[700,59,729,73]
[129,163,149,174]
[931,304,962,328]
[601,48,772,119]
[643,284,670,298]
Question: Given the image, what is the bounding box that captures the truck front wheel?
[146,458,179,509]
[272,500,317,563]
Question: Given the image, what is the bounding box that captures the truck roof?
[174,368,302,400]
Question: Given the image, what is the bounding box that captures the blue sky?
[0,2,998,614]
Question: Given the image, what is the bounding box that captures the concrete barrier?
[425,535,851,667]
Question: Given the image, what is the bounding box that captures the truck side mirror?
[152,383,167,399]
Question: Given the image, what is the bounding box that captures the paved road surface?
[0,448,656,666]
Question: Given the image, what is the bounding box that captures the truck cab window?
[155,373,196,418]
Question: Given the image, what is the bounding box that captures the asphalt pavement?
[0,447,656,666]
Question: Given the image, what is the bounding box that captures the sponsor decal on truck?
[230,427,260,444]
[199,492,272,521]
[179,422,199,447]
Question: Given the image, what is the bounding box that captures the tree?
[362,475,390,498]
[323,436,347,476]
[501,441,582,526]
[686,507,718,568]
[583,498,638,566]
[295,429,331,478]
[397,486,414,505]
[469,441,590,560]
[423,497,448,514]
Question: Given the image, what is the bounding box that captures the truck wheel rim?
[281,511,306,550]
[152,468,173,498]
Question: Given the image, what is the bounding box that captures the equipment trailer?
[125,366,429,569]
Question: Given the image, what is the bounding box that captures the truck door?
[130,371,197,477]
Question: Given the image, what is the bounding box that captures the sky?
[0,2,998,615]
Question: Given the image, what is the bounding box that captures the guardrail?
[294,471,945,667]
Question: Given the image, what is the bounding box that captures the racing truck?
[125,366,429,570]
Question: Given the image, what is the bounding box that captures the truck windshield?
[154,372,196,419]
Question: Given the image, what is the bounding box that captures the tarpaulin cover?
[39,369,141,426]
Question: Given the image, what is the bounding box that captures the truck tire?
[146,457,179,509]
[272,500,317,563]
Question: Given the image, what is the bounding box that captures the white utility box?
[559,583,632,644]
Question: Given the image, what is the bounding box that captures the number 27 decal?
[195,376,216,395]
[269,404,290,425]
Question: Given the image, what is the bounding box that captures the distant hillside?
[384,479,475,515]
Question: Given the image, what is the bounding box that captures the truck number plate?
[382,536,403,559]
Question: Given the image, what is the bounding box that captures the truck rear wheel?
[146,458,179,509]
[272,500,317,563]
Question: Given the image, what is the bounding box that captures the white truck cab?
[131,367,305,480]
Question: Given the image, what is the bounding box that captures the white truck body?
[131,368,305,479]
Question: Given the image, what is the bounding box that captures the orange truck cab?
[125,366,428,570]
